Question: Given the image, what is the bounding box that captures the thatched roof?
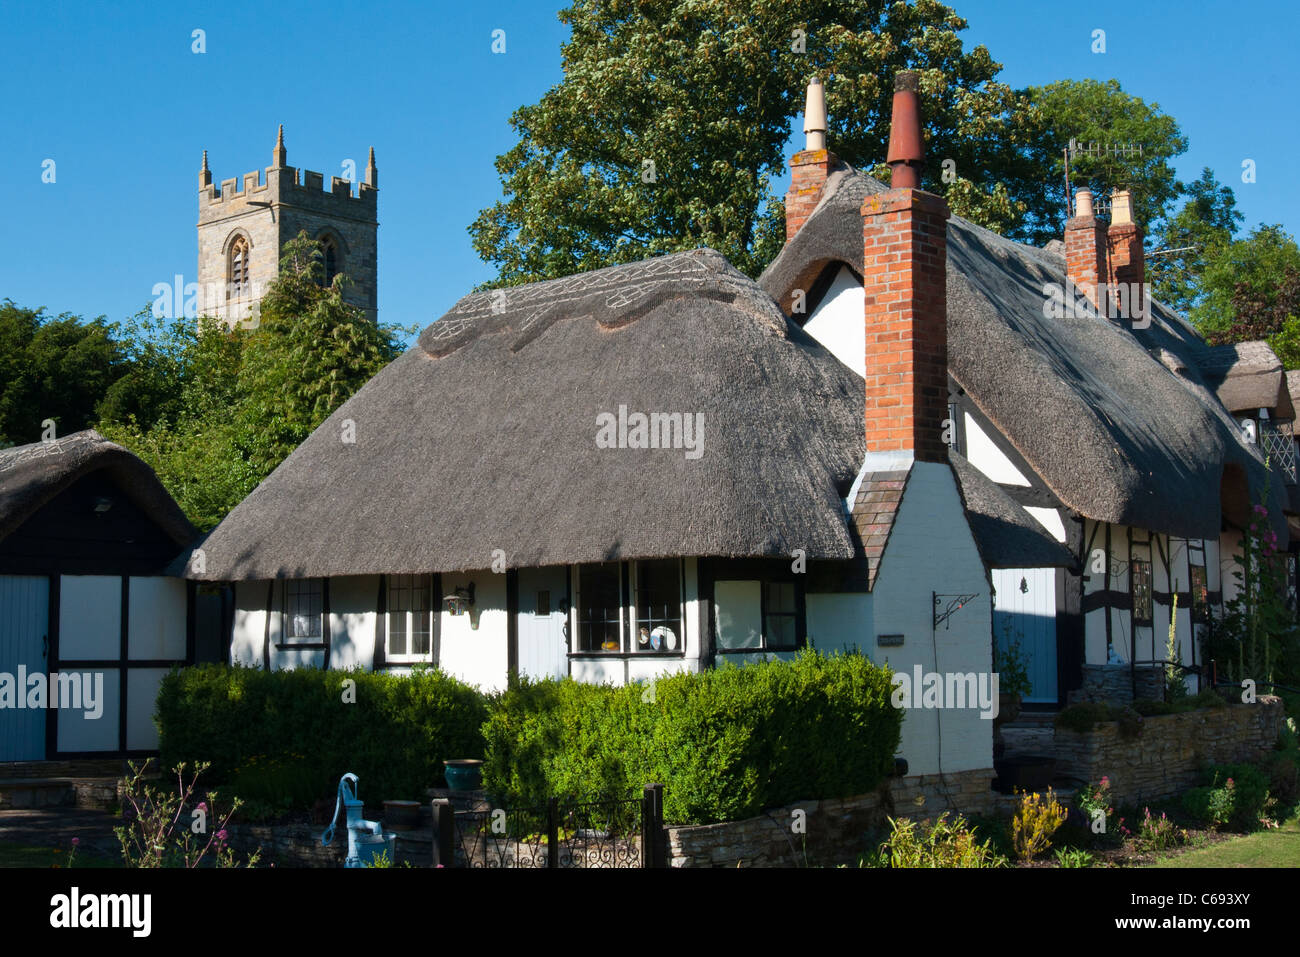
[0,430,197,548]
[1194,340,1293,417]
[191,244,1073,582]
[950,453,1077,570]
[760,164,1288,542]
[190,250,874,579]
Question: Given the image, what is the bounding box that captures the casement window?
[1130,559,1153,626]
[574,559,684,654]
[632,559,683,653]
[714,577,805,653]
[282,579,323,642]
[228,236,250,299]
[576,562,623,653]
[387,574,432,661]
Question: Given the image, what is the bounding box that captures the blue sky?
[1,0,1295,338]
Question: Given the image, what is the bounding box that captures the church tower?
[197,127,378,326]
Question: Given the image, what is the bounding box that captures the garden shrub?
[1011,788,1068,861]
[158,664,489,805]
[482,649,902,825]
[867,813,1006,868]
[1054,702,1142,737]
[1180,763,1272,830]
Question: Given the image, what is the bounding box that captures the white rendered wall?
[963,414,1031,486]
[59,576,120,660]
[230,581,268,668]
[328,575,379,671]
[127,577,187,661]
[868,456,994,776]
[807,592,872,656]
[802,265,865,375]
[439,570,508,692]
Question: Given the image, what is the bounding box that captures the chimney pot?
[1075,188,1094,219]
[1111,189,1133,226]
[803,76,827,151]
[886,71,925,189]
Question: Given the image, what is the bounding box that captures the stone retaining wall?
[665,768,1006,868]
[1052,697,1285,805]
[1067,664,1163,706]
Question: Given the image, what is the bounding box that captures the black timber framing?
[506,568,519,680]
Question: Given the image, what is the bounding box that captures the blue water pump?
[321,773,397,867]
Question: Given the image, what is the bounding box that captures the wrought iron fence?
[432,784,667,868]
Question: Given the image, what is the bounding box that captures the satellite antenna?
[1063,138,1145,218]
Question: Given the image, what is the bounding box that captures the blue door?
[993,568,1058,704]
[0,575,49,760]
[517,567,569,680]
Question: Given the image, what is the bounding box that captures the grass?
[1148,814,1300,868]
[0,842,121,868]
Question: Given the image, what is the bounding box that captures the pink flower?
[215,829,228,842]
[71,838,80,846]
[1253,504,1269,516]
[198,802,208,812]
[1099,776,1110,787]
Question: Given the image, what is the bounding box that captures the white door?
[0,575,49,760]
[993,567,1058,704]
[517,567,569,680]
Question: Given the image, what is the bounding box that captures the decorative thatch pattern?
[760,166,1288,541]
[0,430,197,547]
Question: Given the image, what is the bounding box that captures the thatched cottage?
[185,74,1080,783]
[184,72,1290,785]
[0,431,203,760]
[761,80,1292,707]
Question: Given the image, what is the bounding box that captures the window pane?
[764,581,795,614]
[636,559,681,652]
[578,563,622,652]
[714,581,762,650]
[284,580,322,640]
[389,613,407,656]
[766,614,796,649]
[1131,560,1152,623]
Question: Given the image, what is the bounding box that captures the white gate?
[0,575,49,760]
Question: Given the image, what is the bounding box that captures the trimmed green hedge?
[157,664,488,801]
[482,649,901,825]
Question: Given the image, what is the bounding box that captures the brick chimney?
[1065,188,1108,312]
[860,71,951,464]
[1106,189,1145,318]
[784,77,838,243]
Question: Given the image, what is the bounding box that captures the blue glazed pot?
[444,759,484,791]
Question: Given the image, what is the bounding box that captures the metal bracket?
[933,592,978,630]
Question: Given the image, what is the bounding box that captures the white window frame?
[386,574,433,664]
[281,579,323,644]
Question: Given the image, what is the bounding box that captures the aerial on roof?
[760,162,1288,541]
[0,430,197,547]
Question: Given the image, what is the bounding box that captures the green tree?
[1015,78,1188,246]
[100,233,407,529]
[0,300,129,446]
[1191,225,1300,363]
[1147,168,1243,315]
[470,0,1031,284]
[236,232,405,478]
